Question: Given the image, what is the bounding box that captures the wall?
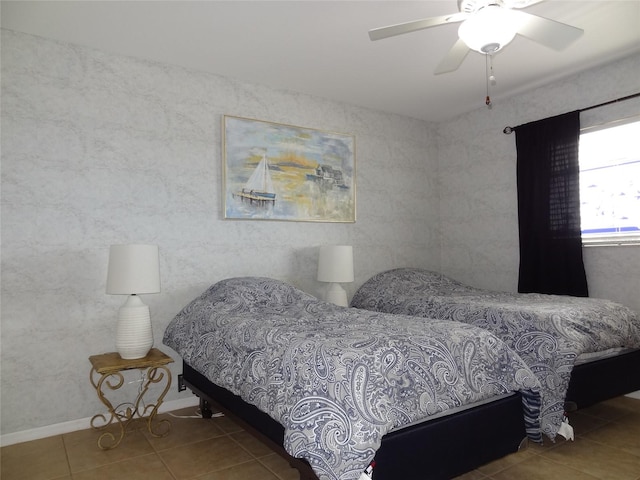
[437,53,640,313]
[0,29,439,436]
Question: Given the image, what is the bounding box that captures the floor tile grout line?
[539,433,640,479]
[573,433,640,461]
[74,452,167,477]
[535,447,616,480]
[145,428,228,453]
[63,428,159,476]
[60,433,74,479]
[155,431,263,479]
[225,430,300,480]
[185,457,271,480]
[144,420,204,480]
[139,427,183,480]
[255,454,291,480]
[155,447,181,480]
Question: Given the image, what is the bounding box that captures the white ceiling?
[2,1,639,122]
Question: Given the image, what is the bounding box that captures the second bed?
[350,267,640,440]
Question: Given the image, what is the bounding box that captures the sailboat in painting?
[234,154,276,205]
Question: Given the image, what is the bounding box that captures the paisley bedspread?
[350,268,640,441]
[164,277,541,480]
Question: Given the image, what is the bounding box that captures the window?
[579,119,640,245]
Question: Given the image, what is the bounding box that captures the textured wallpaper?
[436,53,640,310]
[0,29,439,435]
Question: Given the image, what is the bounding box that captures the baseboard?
[0,396,199,447]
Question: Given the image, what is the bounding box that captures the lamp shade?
[106,244,160,360]
[106,244,161,295]
[458,6,518,53]
[317,245,354,283]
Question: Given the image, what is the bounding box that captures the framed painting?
[223,115,356,222]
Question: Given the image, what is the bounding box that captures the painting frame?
[222,115,356,223]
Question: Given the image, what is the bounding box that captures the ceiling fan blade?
[501,0,545,9]
[434,38,471,75]
[509,10,584,50]
[368,12,467,41]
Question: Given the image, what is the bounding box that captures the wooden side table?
[89,348,174,449]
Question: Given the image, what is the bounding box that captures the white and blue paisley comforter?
[350,268,640,441]
[164,277,541,480]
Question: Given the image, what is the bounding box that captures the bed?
[350,268,640,441]
[163,276,542,480]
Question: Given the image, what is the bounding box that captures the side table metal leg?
[135,365,172,438]
[89,367,126,450]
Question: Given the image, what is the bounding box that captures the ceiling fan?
[369,0,584,74]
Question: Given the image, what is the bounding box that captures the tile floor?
[2,396,640,480]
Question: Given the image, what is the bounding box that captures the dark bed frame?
[181,362,527,480]
[564,348,640,409]
[180,348,640,480]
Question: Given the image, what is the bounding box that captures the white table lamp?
[317,245,354,307]
[106,244,160,359]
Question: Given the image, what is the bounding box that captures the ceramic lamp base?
[116,295,153,360]
[325,283,348,307]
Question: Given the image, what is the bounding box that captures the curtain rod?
[502,92,640,134]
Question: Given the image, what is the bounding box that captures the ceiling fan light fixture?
[458,5,517,54]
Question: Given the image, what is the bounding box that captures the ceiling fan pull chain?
[485,53,492,109]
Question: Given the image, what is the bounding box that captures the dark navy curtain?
[515,111,589,297]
